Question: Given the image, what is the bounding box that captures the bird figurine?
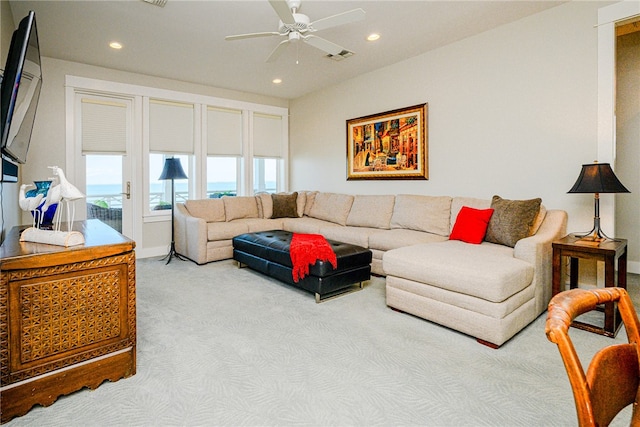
[19,184,45,227]
[48,166,85,231]
[41,176,62,230]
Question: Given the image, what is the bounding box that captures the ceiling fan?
[225,0,365,63]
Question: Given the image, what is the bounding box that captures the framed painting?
[346,103,428,180]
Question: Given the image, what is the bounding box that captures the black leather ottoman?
[232,230,372,302]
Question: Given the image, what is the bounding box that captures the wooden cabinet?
[0,220,136,423]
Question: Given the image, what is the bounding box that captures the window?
[253,158,278,194]
[253,113,284,194]
[207,157,238,198]
[148,99,194,213]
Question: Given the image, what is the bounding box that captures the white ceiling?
[9,0,565,100]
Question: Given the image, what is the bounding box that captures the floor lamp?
[159,157,188,264]
[568,161,630,242]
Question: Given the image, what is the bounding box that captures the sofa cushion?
[383,240,533,303]
[222,196,259,222]
[449,206,494,244]
[320,226,381,248]
[207,221,250,240]
[346,195,395,229]
[369,228,448,252]
[303,191,318,216]
[272,192,299,218]
[255,193,273,219]
[485,195,542,247]
[390,195,452,236]
[308,192,354,225]
[184,198,225,223]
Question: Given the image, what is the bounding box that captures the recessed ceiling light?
[366,33,380,42]
[109,41,123,50]
[272,78,282,84]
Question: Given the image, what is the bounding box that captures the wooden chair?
[546,287,640,426]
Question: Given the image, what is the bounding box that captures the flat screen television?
[0,10,42,169]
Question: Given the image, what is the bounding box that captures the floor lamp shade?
[158,157,188,181]
[567,162,630,241]
[158,157,187,264]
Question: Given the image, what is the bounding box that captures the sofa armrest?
[514,209,568,314]
[174,203,208,264]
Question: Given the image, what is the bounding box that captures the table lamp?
[567,161,630,242]
[158,157,188,264]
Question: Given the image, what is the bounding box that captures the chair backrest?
[545,288,640,426]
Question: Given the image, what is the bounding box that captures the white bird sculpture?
[19,184,45,227]
[48,166,85,231]
[41,176,62,229]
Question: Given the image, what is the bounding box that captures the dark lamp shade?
[567,163,630,194]
[158,157,188,180]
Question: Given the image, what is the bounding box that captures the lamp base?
[160,241,188,265]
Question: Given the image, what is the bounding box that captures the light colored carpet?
[7,258,639,426]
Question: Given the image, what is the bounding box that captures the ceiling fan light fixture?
[326,50,354,61]
[142,0,167,7]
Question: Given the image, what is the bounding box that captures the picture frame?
[346,103,428,180]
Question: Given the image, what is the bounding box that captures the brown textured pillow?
[271,192,299,218]
[485,195,542,247]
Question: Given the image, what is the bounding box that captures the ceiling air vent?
[142,0,167,7]
[326,50,354,61]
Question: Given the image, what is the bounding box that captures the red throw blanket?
[290,233,337,282]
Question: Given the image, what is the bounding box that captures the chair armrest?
[174,203,208,264]
[514,210,568,313]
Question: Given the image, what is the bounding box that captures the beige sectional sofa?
[174,191,567,347]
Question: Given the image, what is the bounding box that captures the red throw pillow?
[449,206,495,244]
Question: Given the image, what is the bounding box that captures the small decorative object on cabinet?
[0,219,136,424]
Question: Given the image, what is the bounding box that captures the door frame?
[65,79,143,244]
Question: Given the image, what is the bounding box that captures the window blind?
[81,98,127,154]
[207,107,243,156]
[149,99,194,153]
[253,113,283,158]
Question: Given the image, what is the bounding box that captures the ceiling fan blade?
[225,32,281,41]
[303,34,345,56]
[310,9,365,31]
[266,39,290,63]
[268,0,295,25]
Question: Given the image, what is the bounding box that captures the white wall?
[290,1,602,246]
[20,57,288,252]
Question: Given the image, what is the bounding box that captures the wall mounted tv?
[1,10,42,180]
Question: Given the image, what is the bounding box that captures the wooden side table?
[552,234,627,337]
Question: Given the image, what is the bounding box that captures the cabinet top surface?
[0,219,135,267]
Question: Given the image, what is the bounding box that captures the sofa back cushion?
[390,194,452,236]
[308,192,354,225]
[184,199,225,222]
[223,196,259,221]
[302,191,318,216]
[346,195,395,229]
[255,193,273,219]
[450,197,492,233]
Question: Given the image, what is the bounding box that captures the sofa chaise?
[174,191,567,347]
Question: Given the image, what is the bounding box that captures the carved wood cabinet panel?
[0,220,136,423]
